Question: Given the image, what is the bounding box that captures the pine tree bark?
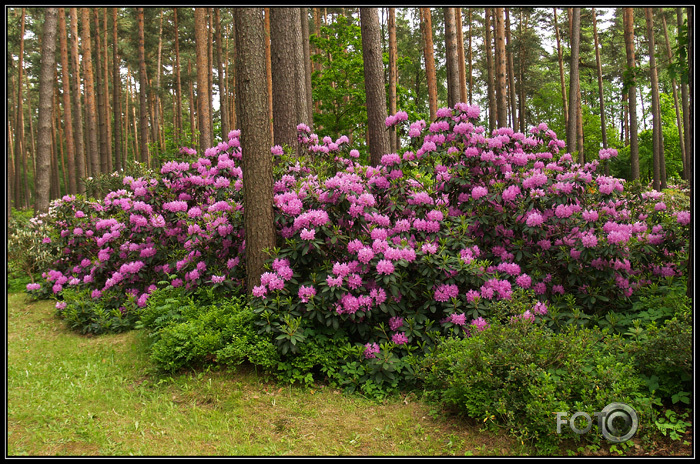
[188,60,196,145]
[484,8,496,132]
[35,8,58,214]
[494,8,508,128]
[505,9,518,131]
[14,8,25,209]
[301,8,314,130]
[456,8,468,106]
[360,8,391,166]
[592,8,608,173]
[82,8,100,177]
[420,8,438,121]
[624,8,640,180]
[233,7,275,293]
[678,8,691,182]
[388,7,398,153]
[646,8,666,190]
[58,8,76,194]
[174,8,183,145]
[468,8,473,104]
[270,8,299,151]
[93,9,108,174]
[69,8,86,193]
[207,9,214,143]
[215,8,230,140]
[566,8,581,159]
[444,8,461,108]
[194,8,212,153]
[294,8,309,128]
[137,8,150,166]
[662,13,687,180]
[112,8,122,172]
[553,8,568,130]
[264,8,273,138]
[103,8,113,173]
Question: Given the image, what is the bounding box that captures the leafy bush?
[419,320,657,454]
[56,287,139,335]
[138,288,278,373]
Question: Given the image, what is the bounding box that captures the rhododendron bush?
[30,104,689,385]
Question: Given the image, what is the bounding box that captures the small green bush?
[56,288,138,335]
[419,320,656,454]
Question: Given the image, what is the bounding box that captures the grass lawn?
[6,292,692,457]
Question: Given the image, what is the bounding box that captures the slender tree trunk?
[69,8,86,193]
[174,8,183,145]
[554,8,568,129]
[388,7,398,152]
[215,8,230,140]
[93,9,108,174]
[679,8,691,182]
[112,8,122,172]
[662,13,687,180]
[301,8,314,130]
[420,8,437,121]
[593,8,608,173]
[58,9,76,194]
[484,8,496,132]
[35,8,58,214]
[467,8,473,104]
[270,8,300,151]
[207,8,214,143]
[155,9,164,151]
[494,8,508,128]
[444,8,461,108]
[505,8,518,131]
[360,8,391,166]
[137,8,150,166]
[566,8,581,159]
[264,8,274,139]
[624,8,640,180]
[195,8,213,153]
[456,8,467,105]
[518,10,527,130]
[103,8,113,173]
[82,8,100,178]
[686,6,693,301]
[294,8,310,128]
[188,60,196,146]
[646,8,666,190]
[14,8,26,209]
[233,7,275,293]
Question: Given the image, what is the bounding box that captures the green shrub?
[139,289,278,374]
[419,320,656,454]
[57,287,138,335]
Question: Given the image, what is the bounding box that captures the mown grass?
[7,292,527,457]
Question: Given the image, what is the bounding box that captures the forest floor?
[6,292,693,457]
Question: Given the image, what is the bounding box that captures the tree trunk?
[69,8,86,193]
[103,8,113,173]
[505,8,518,131]
[566,8,581,159]
[58,8,76,194]
[554,8,568,129]
[420,8,438,121]
[112,8,122,172]
[264,8,274,139]
[624,8,640,180]
[35,8,58,214]
[188,60,196,146]
[388,7,397,152]
[679,8,691,182]
[215,8,230,140]
[646,8,666,190]
[686,6,693,301]
[137,8,150,166]
[93,9,108,174]
[294,8,309,128]
[233,8,275,293]
[518,10,527,130]
[301,8,314,130]
[174,8,183,145]
[194,8,212,153]
[484,8,496,132]
[593,9,608,173]
[468,8,473,104]
[270,8,300,151]
[208,9,215,143]
[456,8,468,105]
[360,8,391,166]
[444,8,461,108]
[14,8,25,209]
[494,8,508,128]
[82,8,100,177]
[662,13,687,180]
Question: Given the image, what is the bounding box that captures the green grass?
[7,292,525,457]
